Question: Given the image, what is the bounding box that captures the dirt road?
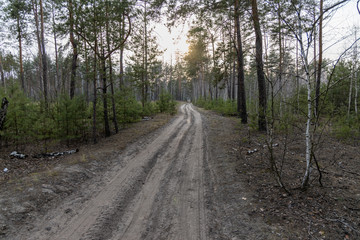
[15,103,208,240]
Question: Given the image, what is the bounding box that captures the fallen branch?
[32,149,79,158]
[327,218,360,235]
[10,151,27,159]
[339,167,360,177]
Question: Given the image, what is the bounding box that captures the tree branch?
[104,13,132,59]
[75,14,131,61]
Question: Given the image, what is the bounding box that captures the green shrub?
[54,94,89,143]
[143,101,158,116]
[195,98,237,116]
[333,114,360,140]
[115,89,143,124]
[157,91,176,115]
[2,83,39,145]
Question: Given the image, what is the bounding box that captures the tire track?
[56,104,194,240]
[114,104,197,240]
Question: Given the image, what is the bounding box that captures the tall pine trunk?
[234,0,247,123]
[144,0,149,107]
[69,0,78,99]
[17,17,25,91]
[106,1,119,133]
[39,0,48,106]
[251,0,267,131]
[277,9,283,117]
[31,0,43,100]
[92,3,98,144]
[101,55,111,137]
[315,0,323,118]
[119,14,125,89]
[52,4,60,97]
[84,42,90,103]
[0,54,4,87]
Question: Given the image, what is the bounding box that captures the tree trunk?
[144,1,149,107]
[119,13,125,90]
[251,0,267,131]
[17,17,25,91]
[232,59,236,100]
[0,98,9,131]
[315,0,323,118]
[52,4,60,98]
[119,46,125,89]
[93,54,97,144]
[277,7,283,117]
[39,0,48,107]
[69,0,78,99]
[298,12,312,189]
[354,28,358,115]
[101,56,111,137]
[31,0,43,99]
[85,42,90,103]
[296,38,300,112]
[348,71,353,117]
[92,4,98,144]
[234,0,247,123]
[105,0,119,133]
[0,53,5,88]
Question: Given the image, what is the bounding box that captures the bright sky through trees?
[323,0,360,59]
[154,22,190,63]
[154,1,359,64]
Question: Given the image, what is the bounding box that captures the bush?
[2,83,39,145]
[333,114,360,140]
[115,89,143,124]
[157,91,176,115]
[53,94,89,143]
[143,101,158,116]
[195,98,237,116]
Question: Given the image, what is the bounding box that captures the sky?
[322,0,360,60]
[154,21,190,64]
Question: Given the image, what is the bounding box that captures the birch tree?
[275,0,350,189]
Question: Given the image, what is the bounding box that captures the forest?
[0,0,359,192]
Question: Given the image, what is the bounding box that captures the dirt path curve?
[16,103,208,240]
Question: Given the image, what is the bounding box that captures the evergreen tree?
[127,0,163,109]
[3,0,30,92]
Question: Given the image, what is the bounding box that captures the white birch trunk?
[348,74,353,117]
[297,3,312,188]
[355,69,358,115]
[354,29,358,115]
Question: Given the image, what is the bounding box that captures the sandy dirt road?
[16,103,208,240]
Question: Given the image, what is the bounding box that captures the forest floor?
[0,103,359,239]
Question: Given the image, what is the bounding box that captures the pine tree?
[128,0,162,109]
[3,0,30,92]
